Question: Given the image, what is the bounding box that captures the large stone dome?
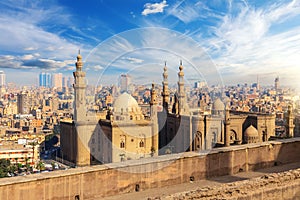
[244,125,259,143]
[113,92,144,121]
[212,98,225,111]
[114,92,139,113]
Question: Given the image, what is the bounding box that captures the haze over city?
[0,0,300,88]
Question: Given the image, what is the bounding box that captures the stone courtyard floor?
[101,162,300,200]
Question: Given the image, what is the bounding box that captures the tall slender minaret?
[224,106,230,147]
[162,62,170,113]
[73,50,87,121]
[286,104,295,137]
[150,83,158,155]
[177,60,185,115]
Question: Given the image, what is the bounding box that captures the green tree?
[36,161,45,171]
[0,159,11,178]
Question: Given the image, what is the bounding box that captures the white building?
[0,71,6,86]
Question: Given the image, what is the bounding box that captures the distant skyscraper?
[62,76,72,88]
[39,72,51,88]
[17,92,30,114]
[275,76,279,91]
[52,73,63,88]
[0,71,5,86]
[119,74,131,93]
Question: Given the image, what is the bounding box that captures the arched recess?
[194,131,202,151]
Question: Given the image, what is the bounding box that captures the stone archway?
[194,131,202,151]
[230,129,237,144]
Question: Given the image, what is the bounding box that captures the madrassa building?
[60,53,289,166]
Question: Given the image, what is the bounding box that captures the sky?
[0,0,300,89]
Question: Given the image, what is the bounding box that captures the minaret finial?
[78,49,80,55]
[180,60,182,66]
[165,61,167,66]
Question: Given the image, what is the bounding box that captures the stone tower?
[162,62,170,113]
[150,83,159,155]
[224,106,230,147]
[72,51,92,166]
[177,61,186,115]
[73,51,87,121]
[286,104,295,137]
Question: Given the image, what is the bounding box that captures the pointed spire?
[179,60,183,72]
[76,50,83,71]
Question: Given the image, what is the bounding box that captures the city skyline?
[0,0,299,88]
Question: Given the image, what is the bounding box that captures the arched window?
[120,141,125,148]
[139,140,144,148]
[195,131,202,150]
[120,135,126,149]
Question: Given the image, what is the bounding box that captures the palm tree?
[28,141,38,165]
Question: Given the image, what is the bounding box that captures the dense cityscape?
[1,0,300,199]
[0,56,299,176]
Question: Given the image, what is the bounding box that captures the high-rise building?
[17,91,30,114]
[39,72,51,88]
[52,73,63,88]
[119,74,131,93]
[62,76,72,88]
[275,76,279,91]
[0,71,5,86]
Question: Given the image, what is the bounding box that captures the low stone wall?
[1,138,300,200]
[163,168,300,199]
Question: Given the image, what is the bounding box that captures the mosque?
[60,53,293,166]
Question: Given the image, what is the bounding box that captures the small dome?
[114,92,139,112]
[244,125,258,137]
[212,98,225,111]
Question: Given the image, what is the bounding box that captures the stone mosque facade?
[60,53,293,166]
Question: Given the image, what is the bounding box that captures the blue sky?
[0,0,300,88]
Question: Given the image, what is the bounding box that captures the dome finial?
[179,60,183,71]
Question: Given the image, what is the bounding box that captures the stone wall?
[161,168,300,199]
[1,138,300,200]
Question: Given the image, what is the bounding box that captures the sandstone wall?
[163,168,300,200]
[1,138,300,200]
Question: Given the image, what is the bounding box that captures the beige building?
[0,144,39,166]
[61,53,283,167]
[60,53,158,166]
[158,62,277,154]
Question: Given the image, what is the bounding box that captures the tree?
[36,161,45,171]
[0,159,11,178]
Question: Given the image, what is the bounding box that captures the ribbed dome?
[113,92,139,113]
[244,125,258,137]
[212,98,225,111]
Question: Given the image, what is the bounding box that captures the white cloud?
[122,57,144,64]
[24,47,38,51]
[22,54,35,60]
[202,1,300,85]
[93,65,103,70]
[142,0,168,16]
[168,1,201,24]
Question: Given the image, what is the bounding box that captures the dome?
[244,125,258,137]
[113,92,139,113]
[113,92,144,121]
[212,98,225,111]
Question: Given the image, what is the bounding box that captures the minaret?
[162,62,170,113]
[224,106,230,147]
[150,83,158,155]
[73,50,87,121]
[286,104,295,137]
[177,60,185,115]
